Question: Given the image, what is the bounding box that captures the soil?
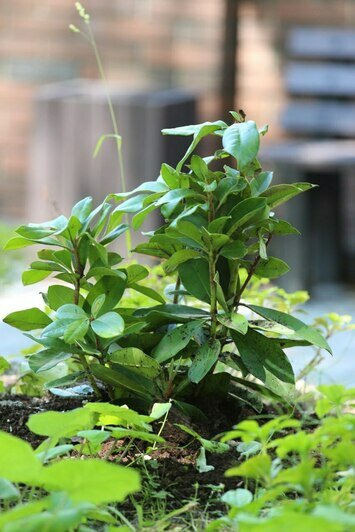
[0,393,87,446]
[0,392,270,516]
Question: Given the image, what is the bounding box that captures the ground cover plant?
[0,385,353,530]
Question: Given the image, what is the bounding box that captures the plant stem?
[173,276,181,304]
[78,353,103,399]
[71,236,103,399]
[152,401,171,451]
[209,251,218,340]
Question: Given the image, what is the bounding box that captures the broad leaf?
[63,319,89,344]
[220,240,247,259]
[178,258,210,303]
[188,340,220,383]
[232,328,295,400]
[40,459,140,503]
[57,304,87,321]
[22,269,51,285]
[254,257,290,279]
[124,264,149,285]
[129,283,166,304]
[152,320,205,363]
[163,249,201,274]
[109,347,161,378]
[227,197,268,235]
[226,454,272,480]
[0,432,42,484]
[47,285,83,311]
[134,304,209,329]
[3,308,52,331]
[261,182,315,208]
[27,408,95,438]
[162,121,226,171]
[217,313,248,334]
[249,304,332,353]
[71,196,93,222]
[85,275,126,314]
[91,312,125,338]
[91,364,156,398]
[222,121,260,171]
[28,349,71,373]
[249,171,273,196]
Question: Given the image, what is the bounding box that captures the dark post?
[220,0,239,119]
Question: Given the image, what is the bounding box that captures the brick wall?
[0,0,354,219]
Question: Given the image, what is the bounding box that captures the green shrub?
[3,113,331,415]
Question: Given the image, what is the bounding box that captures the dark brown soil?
[0,394,87,446]
[0,393,269,517]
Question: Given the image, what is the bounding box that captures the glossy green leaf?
[86,275,126,314]
[28,349,71,373]
[249,305,332,353]
[217,312,248,334]
[3,236,35,250]
[227,197,267,235]
[163,121,226,171]
[232,328,295,399]
[109,347,161,378]
[22,269,51,285]
[71,196,93,222]
[261,182,315,208]
[221,488,253,507]
[91,294,106,318]
[129,283,166,304]
[47,285,83,311]
[91,364,156,398]
[100,223,129,245]
[220,240,247,259]
[152,320,205,363]
[63,319,89,343]
[57,304,87,321]
[188,340,221,383]
[15,216,68,240]
[3,308,52,331]
[226,454,272,479]
[91,312,125,338]
[163,249,201,274]
[134,304,209,329]
[254,257,290,279]
[124,264,149,285]
[178,258,210,303]
[132,204,157,230]
[222,121,260,171]
[250,171,273,196]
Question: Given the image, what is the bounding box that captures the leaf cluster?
[3,113,331,414]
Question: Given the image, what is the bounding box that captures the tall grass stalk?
[70,3,132,253]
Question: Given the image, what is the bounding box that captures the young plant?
[106,113,331,408]
[3,113,332,415]
[207,385,355,531]
[0,427,140,530]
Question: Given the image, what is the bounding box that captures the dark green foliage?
[3,112,330,413]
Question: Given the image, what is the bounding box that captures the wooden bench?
[262,27,355,290]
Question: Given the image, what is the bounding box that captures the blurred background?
[1,0,355,385]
